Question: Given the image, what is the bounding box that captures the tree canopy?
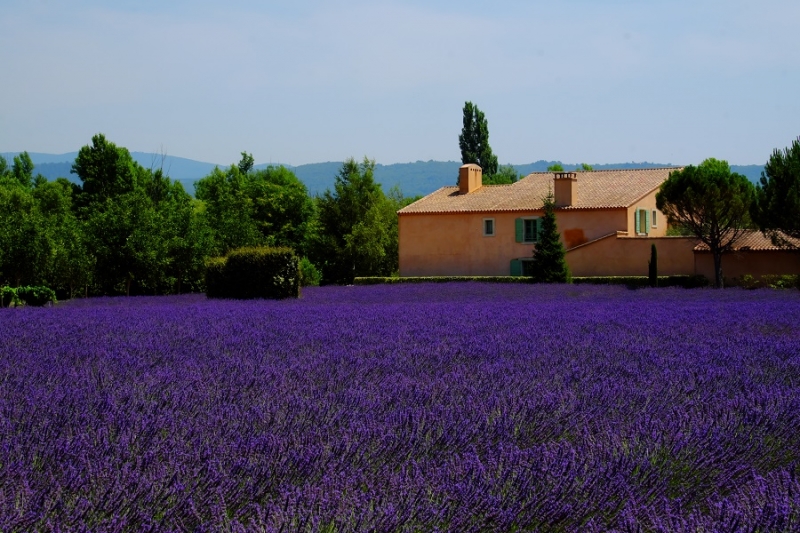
[312,158,400,285]
[459,102,498,179]
[656,158,755,288]
[753,138,800,247]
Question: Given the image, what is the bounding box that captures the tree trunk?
[713,251,724,289]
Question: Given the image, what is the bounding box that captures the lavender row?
[1,284,798,531]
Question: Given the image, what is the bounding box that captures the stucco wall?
[694,250,800,284]
[399,208,629,276]
[626,189,669,237]
[566,235,698,277]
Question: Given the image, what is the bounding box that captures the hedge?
[354,276,533,285]
[204,257,229,299]
[1,286,57,307]
[572,275,709,288]
[354,275,709,288]
[206,247,300,300]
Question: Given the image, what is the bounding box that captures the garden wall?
[695,249,800,285]
[566,234,697,277]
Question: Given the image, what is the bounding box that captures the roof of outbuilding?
[398,167,682,215]
[694,230,800,252]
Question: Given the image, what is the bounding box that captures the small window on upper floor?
[483,218,495,237]
[651,210,658,228]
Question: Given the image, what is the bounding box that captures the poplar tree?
[458,101,498,179]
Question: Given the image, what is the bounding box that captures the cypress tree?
[648,243,658,287]
[530,191,570,283]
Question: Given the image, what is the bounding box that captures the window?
[515,217,541,243]
[651,210,658,228]
[510,258,536,277]
[483,218,495,236]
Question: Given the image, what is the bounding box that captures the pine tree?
[530,190,570,283]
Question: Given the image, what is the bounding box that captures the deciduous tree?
[313,158,398,284]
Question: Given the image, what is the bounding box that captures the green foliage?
[0,180,50,287]
[12,151,36,188]
[16,286,57,306]
[208,246,299,300]
[753,138,800,246]
[572,275,709,288]
[312,158,399,284]
[0,286,56,306]
[0,139,414,297]
[354,275,709,287]
[458,101,498,178]
[547,163,564,172]
[484,164,520,185]
[71,134,140,207]
[247,166,314,254]
[298,257,322,287]
[204,257,229,299]
[648,244,658,288]
[530,191,571,283]
[354,276,532,285]
[580,163,594,171]
[195,165,261,255]
[0,286,20,307]
[738,274,800,290]
[656,158,755,288]
[195,161,313,258]
[237,151,254,175]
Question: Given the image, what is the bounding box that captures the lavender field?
[1,284,799,532]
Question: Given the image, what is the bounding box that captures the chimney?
[553,172,577,207]
[459,164,482,194]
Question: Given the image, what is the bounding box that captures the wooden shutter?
[535,217,543,242]
[644,210,650,235]
[515,218,523,243]
[510,259,522,276]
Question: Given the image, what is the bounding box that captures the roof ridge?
[525,166,683,176]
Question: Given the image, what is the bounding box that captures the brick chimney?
[553,172,577,207]
[459,164,482,194]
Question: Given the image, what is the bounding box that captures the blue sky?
[1,0,798,166]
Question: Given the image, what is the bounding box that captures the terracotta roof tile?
[694,230,800,251]
[398,167,682,214]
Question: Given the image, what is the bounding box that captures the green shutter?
[510,259,522,276]
[536,217,543,242]
[515,218,523,243]
[634,209,641,234]
[644,209,650,235]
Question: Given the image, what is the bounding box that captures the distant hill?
[2,152,766,198]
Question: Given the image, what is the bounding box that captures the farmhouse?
[398,164,799,281]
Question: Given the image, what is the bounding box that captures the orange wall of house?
[567,235,697,277]
[399,209,629,276]
[626,189,669,237]
[695,251,800,284]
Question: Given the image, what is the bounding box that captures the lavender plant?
[0,284,798,531]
